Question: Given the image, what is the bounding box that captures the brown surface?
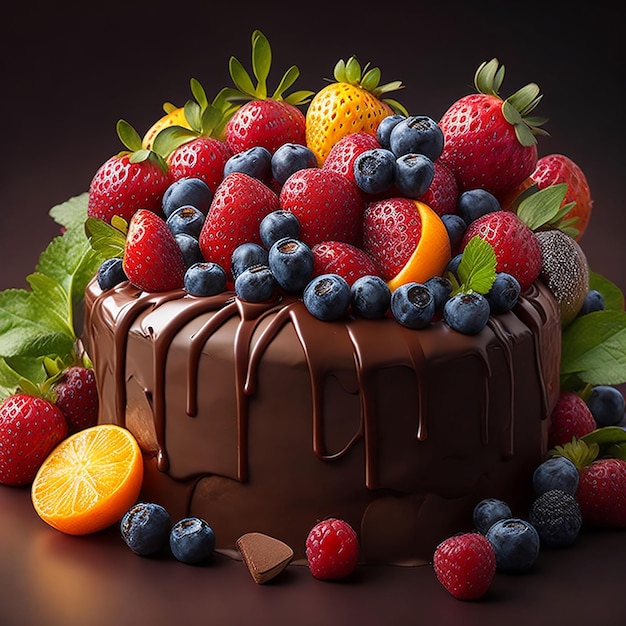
[1,484,626,625]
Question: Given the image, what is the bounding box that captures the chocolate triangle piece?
[236,532,294,584]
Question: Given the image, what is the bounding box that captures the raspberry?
[305,518,359,580]
[433,532,496,600]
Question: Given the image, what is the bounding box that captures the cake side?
[83,277,561,565]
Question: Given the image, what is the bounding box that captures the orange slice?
[31,424,143,535]
[387,201,452,292]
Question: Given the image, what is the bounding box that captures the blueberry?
[578,289,606,316]
[234,265,276,302]
[350,275,391,319]
[486,518,540,572]
[271,143,317,184]
[424,276,452,315]
[97,257,127,290]
[390,283,435,329]
[166,205,206,239]
[445,253,464,280]
[376,114,405,149]
[169,517,216,565]
[486,272,521,314]
[456,189,501,225]
[441,214,467,253]
[303,274,351,321]
[533,456,579,496]
[394,153,435,198]
[587,385,626,427]
[389,115,444,161]
[528,489,582,548]
[443,292,490,334]
[353,148,396,195]
[162,177,212,218]
[175,233,205,268]
[184,262,227,296]
[268,238,314,292]
[259,210,301,249]
[120,502,171,556]
[473,498,512,534]
[231,242,269,281]
[223,146,272,184]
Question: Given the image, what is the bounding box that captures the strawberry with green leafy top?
[123,209,186,292]
[306,56,407,166]
[439,58,547,199]
[218,30,313,155]
[88,120,171,224]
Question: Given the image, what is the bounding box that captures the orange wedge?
[387,201,452,292]
[31,424,143,535]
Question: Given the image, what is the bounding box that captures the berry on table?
[53,365,99,433]
[305,518,359,580]
[486,518,540,572]
[547,391,596,448]
[432,532,496,601]
[528,489,582,548]
[532,455,579,496]
[120,502,172,556]
[473,498,512,534]
[169,517,216,564]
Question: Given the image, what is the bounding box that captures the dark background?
[1,1,624,294]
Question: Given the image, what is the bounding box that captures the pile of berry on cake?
[2,30,626,597]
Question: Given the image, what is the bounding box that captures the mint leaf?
[85,217,127,259]
[49,193,89,230]
[517,183,568,230]
[450,236,496,295]
[561,309,626,387]
[589,270,625,311]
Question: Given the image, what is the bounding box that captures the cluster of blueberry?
[120,502,216,565]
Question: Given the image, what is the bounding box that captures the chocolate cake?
[83,277,561,564]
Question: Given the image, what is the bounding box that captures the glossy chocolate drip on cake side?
[84,278,561,565]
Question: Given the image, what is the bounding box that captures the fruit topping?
[120,502,172,557]
[390,283,435,330]
[52,364,99,433]
[303,274,351,322]
[268,238,314,293]
[184,262,227,297]
[169,517,216,565]
[586,385,626,427]
[162,177,213,219]
[532,456,579,497]
[311,240,381,286]
[389,115,444,161]
[547,391,597,449]
[305,518,359,581]
[350,275,391,320]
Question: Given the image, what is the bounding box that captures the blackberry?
[529,489,582,548]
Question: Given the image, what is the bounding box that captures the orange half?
[31,424,143,535]
[387,201,452,291]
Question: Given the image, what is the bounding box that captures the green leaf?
[183,100,203,133]
[251,29,271,98]
[152,125,197,157]
[85,217,126,259]
[453,236,497,295]
[561,309,626,386]
[582,426,626,447]
[49,193,89,230]
[190,78,208,109]
[229,56,257,97]
[517,183,568,230]
[589,271,625,311]
[116,119,143,152]
[345,57,362,84]
[272,65,300,100]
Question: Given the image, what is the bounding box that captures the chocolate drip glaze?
[83,278,561,565]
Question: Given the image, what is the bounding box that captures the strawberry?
[218,30,312,155]
[311,241,382,286]
[433,532,496,600]
[123,209,186,292]
[460,210,542,291]
[199,173,280,278]
[279,168,365,248]
[322,131,381,185]
[53,366,99,434]
[577,458,626,528]
[530,154,593,240]
[362,197,423,281]
[306,56,407,166]
[88,120,171,224]
[305,518,359,580]
[418,160,458,216]
[439,58,547,199]
[0,393,68,486]
[547,391,596,449]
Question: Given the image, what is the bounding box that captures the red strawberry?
[88,120,171,224]
[530,154,593,240]
[439,59,546,199]
[577,458,626,528]
[433,532,496,600]
[362,197,423,281]
[0,393,68,486]
[53,366,99,434]
[547,391,596,448]
[312,241,382,286]
[305,518,359,580]
[167,136,232,193]
[279,169,365,247]
[322,131,381,184]
[123,209,186,292]
[220,30,311,155]
[418,160,458,216]
[460,210,541,291]
[199,173,280,277]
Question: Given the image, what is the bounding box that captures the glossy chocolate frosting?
[83,278,561,565]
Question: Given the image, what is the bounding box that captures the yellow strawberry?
[305,57,407,165]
